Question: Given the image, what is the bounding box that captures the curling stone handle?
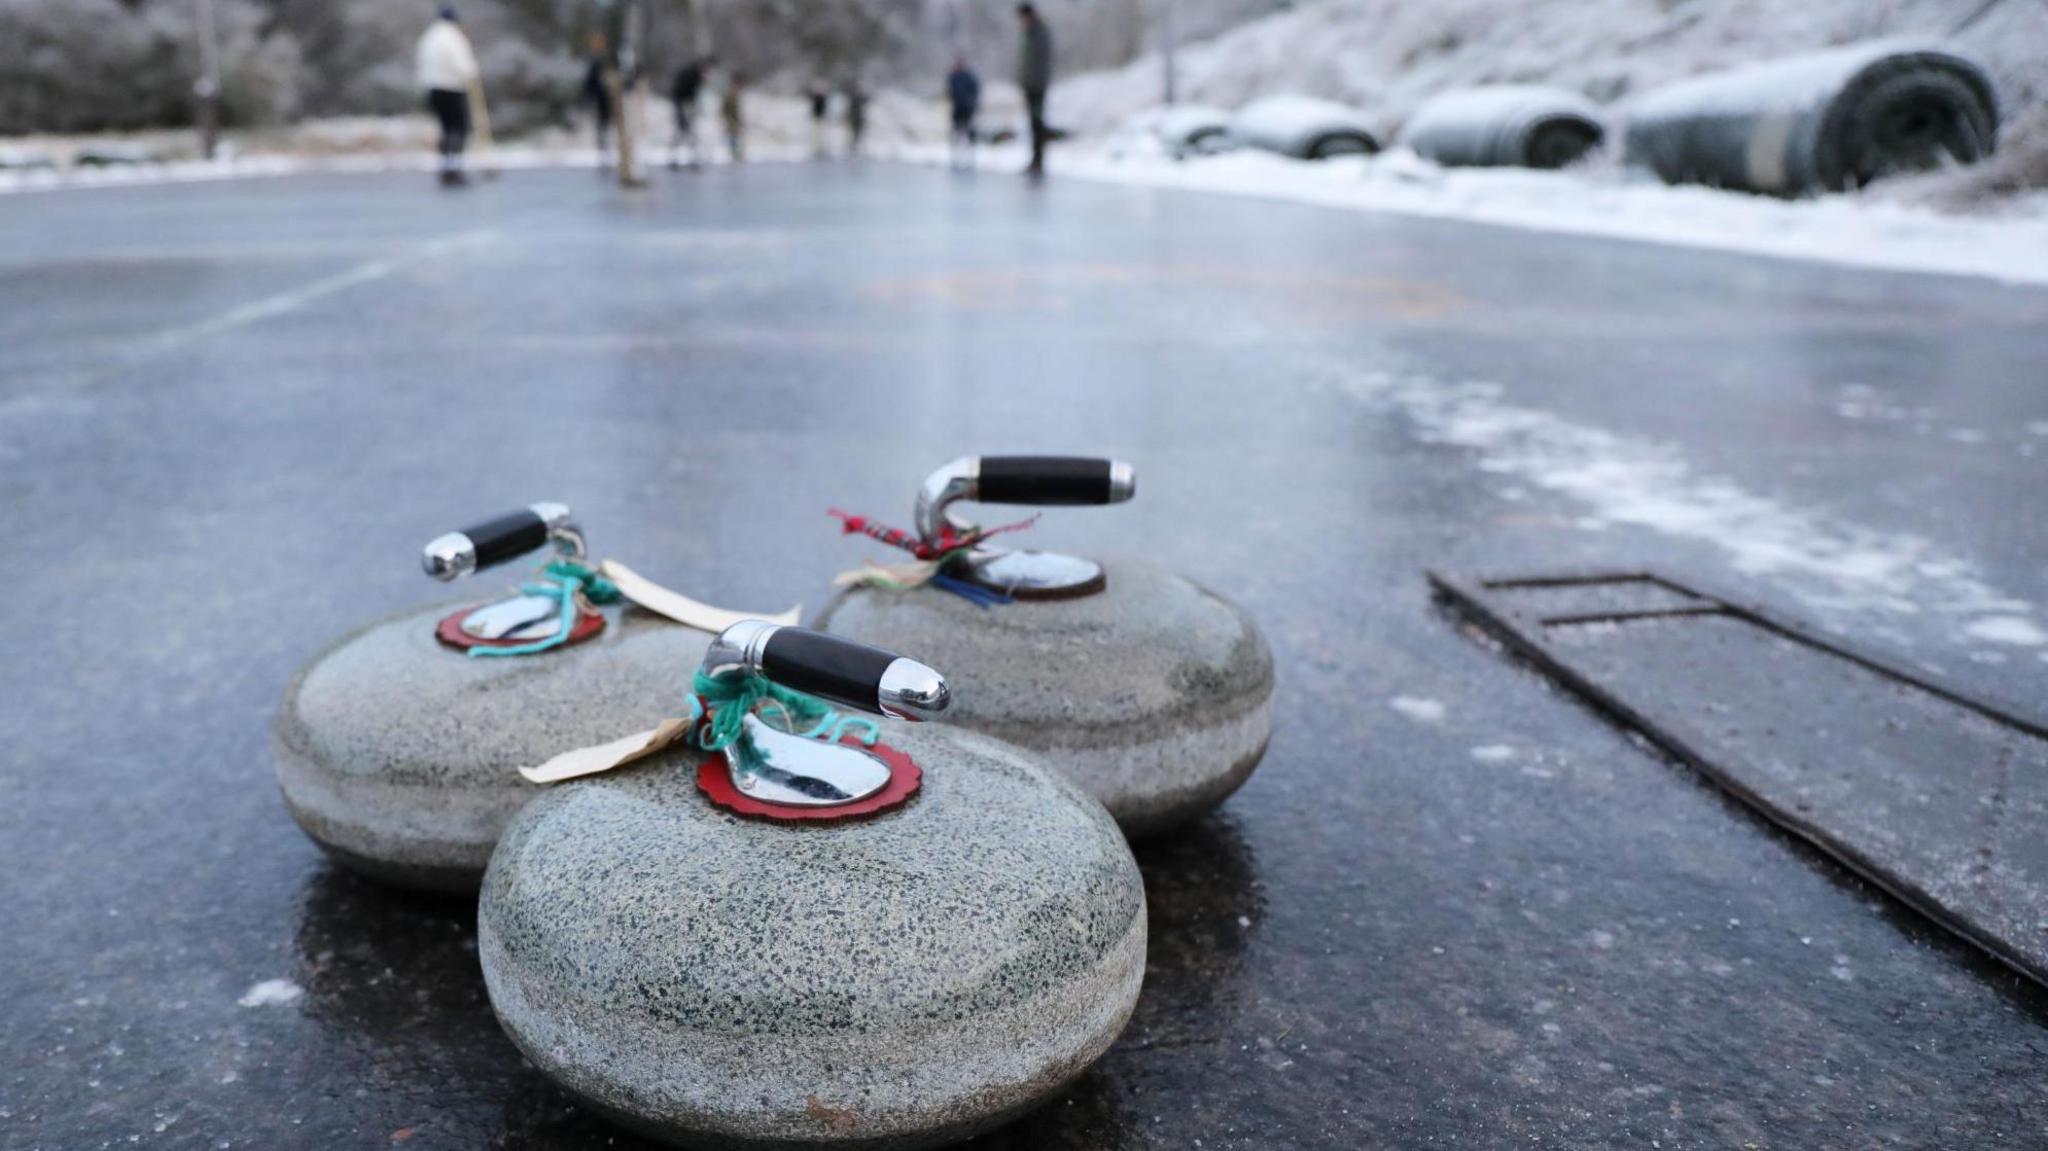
[979,456,1135,505]
[421,502,578,581]
[705,621,950,722]
[915,456,1136,542]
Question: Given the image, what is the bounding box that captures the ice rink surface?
[3,163,2046,1148]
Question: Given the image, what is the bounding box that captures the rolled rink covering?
[1154,104,1235,158]
[1399,85,1606,169]
[1623,39,1998,196]
[1231,95,1382,160]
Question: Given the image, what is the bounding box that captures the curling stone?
[480,622,1146,1149]
[273,503,713,892]
[818,456,1274,837]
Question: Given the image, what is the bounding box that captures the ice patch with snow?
[237,979,303,1008]
[1038,146,2048,286]
[1328,367,2045,651]
[1391,696,1447,723]
[1963,616,2048,646]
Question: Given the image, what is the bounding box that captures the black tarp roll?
[1623,40,1999,196]
[1399,86,1606,169]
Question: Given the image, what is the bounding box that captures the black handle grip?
[460,509,550,570]
[760,628,899,715]
[977,456,1116,505]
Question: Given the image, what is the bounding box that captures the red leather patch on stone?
[434,605,606,651]
[696,738,921,823]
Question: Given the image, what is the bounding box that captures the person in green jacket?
[1016,4,1053,176]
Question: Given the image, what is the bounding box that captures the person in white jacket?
[416,7,480,186]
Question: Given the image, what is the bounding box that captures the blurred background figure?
[414,6,479,187]
[807,82,831,158]
[582,32,613,159]
[669,53,709,170]
[947,56,981,169]
[1016,3,1053,176]
[721,71,747,163]
[843,80,869,158]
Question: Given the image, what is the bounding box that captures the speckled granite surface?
[275,601,709,890]
[480,725,1144,1148]
[817,558,1273,836]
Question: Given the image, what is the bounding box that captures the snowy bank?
[1049,0,2043,214]
[0,92,957,196]
[951,142,2048,286]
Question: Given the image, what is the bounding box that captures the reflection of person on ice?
[416,7,480,187]
[1015,4,1054,177]
[946,57,980,168]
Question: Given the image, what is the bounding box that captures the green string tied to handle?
[467,559,622,660]
[545,559,621,603]
[691,669,881,753]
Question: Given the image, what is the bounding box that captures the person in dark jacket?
[806,82,831,157]
[843,80,869,158]
[582,33,614,157]
[1016,4,1053,175]
[946,57,981,166]
[670,54,709,168]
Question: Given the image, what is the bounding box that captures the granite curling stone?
[818,456,1274,836]
[479,622,1147,1150]
[273,503,712,892]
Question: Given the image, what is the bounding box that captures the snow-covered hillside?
[1049,0,2044,203]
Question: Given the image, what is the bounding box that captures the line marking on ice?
[140,228,498,354]
[32,227,499,399]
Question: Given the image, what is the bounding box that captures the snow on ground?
[0,90,957,194]
[1027,0,2046,267]
[19,125,2047,288]
[1391,696,1449,723]
[1048,0,2045,158]
[1007,142,2048,286]
[11,5,2043,289]
[236,979,303,1008]
[893,133,2048,285]
[1321,364,2047,656]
